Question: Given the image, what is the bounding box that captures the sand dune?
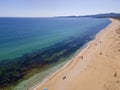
[34,18,120,90]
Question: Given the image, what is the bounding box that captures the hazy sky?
[0,0,120,17]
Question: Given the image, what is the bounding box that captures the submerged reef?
[0,32,95,89]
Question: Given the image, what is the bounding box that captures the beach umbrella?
[43,88,48,90]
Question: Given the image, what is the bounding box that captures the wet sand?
[34,18,120,90]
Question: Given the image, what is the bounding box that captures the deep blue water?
[0,17,111,60]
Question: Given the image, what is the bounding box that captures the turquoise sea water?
[0,17,111,60]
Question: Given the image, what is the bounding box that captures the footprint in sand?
[99,52,102,55]
[114,73,117,78]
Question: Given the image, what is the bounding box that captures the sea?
[0,17,111,90]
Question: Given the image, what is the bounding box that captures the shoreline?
[33,18,114,90]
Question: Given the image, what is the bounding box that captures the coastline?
[34,18,120,90]
[0,18,110,90]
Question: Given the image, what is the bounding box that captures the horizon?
[0,12,119,18]
[0,0,120,17]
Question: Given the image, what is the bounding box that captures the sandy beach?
[34,18,120,90]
